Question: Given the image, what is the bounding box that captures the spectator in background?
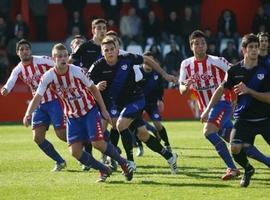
[162,11,181,45]
[217,9,238,40]
[221,40,240,63]
[6,30,24,66]
[107,19,118,33]
[29,0,48,41]
[0,17,8,49]
[149,43,163,65]
[207,42,220,57]
[0,50,8,83]
[142,10,162,46]
[159,0,181,16]
[204,27,219,49]
[164,40,183,78]
[65,26,81,54]
[252,6,270,34]
[10,13,29,39]
[130,0,151,20]
[120,7,142,49]
[179,6,200,57]
[67,11,85,36]
[101,0,122,25]
[63,0,86,21]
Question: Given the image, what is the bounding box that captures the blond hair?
[52,43,67,56]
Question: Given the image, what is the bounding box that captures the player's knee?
[55,129,67,142]
[137,128,150,142]
[33,134,45,145]
[231,144,241,154]
[70,147,82,159]
[116,121,128,132]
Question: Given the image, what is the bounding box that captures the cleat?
[136,146,144,157]
[96,167,112,183]
[165,145,172,153]
[167,153,178,174]
[82,165,91,171]
[109,159,118,172]
[240,167,255,187]
[121,161,135,181]
[100,154,108,164]
[51,161,66,172]
[222,168,240,180]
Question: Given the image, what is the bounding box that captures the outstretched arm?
[23,94,43,127]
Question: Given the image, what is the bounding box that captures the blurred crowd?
[0,0,270,86]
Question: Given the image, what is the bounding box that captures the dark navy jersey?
[258,54,270,67]
[88,53,144,107]
[71,39,102,70]
[224,61,270,119]
[140,69,164,105]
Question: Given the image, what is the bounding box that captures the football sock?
[136,135,143,148]
[120,129,134,161]
[103,129,110,142]
[145,121,157,135]
[104,143,126,165]
[145,135,172,160]
[232,149,253,170]
[38,139,65,164]
[206,133,236,169]
[84,143,92,155]
[110,128,119,147]
[244,145,270,167]
[79,151,108,173]
[159,126,170,146]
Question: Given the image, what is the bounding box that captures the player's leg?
[33,103,66,171]
[205,101,239,180]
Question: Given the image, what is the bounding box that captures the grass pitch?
[0,121,270,200]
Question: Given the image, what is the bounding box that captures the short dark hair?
[73,34,85,40]
[16,39,31,52]
[241,33,259,48]
[189,30,206,46]
[106,30,118,37]
[92,18,107,28]
[257,32,270,41]
[143,51,154,57]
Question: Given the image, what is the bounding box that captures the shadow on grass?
[107,180,232,188]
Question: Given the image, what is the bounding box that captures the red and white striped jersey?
[4,56,57,104]
[37,64,96,118]
[179,55,231,111]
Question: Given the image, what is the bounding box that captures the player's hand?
[163,73,177,83]
[157,100,164,113]
[96,81,107,91]
[234,82,249,95]
[101,110,112,125]
[182,78,193,88]
[200,110,209,123]
[23,114,31,127]
[0,87,8,96]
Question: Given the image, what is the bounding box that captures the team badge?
[257,74,264,80]
[154,75,158,80]
[121,64,128,70]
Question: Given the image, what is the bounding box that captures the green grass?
[0,122,270,200]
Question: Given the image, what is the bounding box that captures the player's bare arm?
[88,84,112,124]
[23,94,43,127]
[143,55,177,83]
[200,85,225,123]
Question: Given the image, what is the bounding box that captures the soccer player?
[69,18,107,71]
[23,43,133,182]
[69,34,86,67]
[179,30,240,180]
[0,39,66,172]
[89,37,178,174]
[201,33,270,187]
[257,32,270,66]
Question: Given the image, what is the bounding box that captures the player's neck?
[93,36,101,46]
[243,57,258,69]
[55,64,68,75]
[194,54,206,61]
[259,50,268,57]
[22,56,33,66]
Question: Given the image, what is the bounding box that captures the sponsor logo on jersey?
[257,74,264,80]
[121,64,128,70]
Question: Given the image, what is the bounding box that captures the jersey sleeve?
[74,65,93,88]
[3,65,21,93]
[223,68,234,89]
[127,53,144,65]
[36,71,53,96]
[71,42,85,61]
[178,60,188,85]
[87,62,99,84]
[216,57,230,72]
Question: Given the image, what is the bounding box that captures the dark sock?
[145,121,157,135]
[104,143,126,165]
[120,129,134,161]
[136,135,143,148]
[79,151,109,173]
[232,149,253,170]
[110,128,119,147]
[103,129,110,142]
[84,143,92,155]
[244,145,270,167]
[38,139,64,164]
[145,135,172,160]
[159,126,170,146]
[206,133,236,169]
